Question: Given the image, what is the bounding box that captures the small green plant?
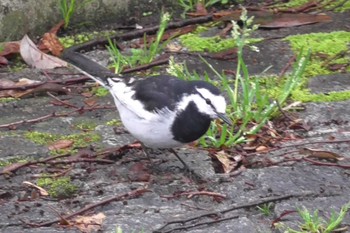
[59,0,93,29]
[37,176,78,198]
[279,203,350,233]
[178,0,229,15]
[257,203,274,216]
[108,12,171,74]
[168,8,309,148]
[59,0,76,29]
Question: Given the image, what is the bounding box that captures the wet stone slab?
[1,11,350,233]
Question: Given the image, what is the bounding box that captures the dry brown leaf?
[84,97,98,107]
[256,145,268,152]
[257,13,332,28]
[213,150,237,173]
[166,43,182,52]
[299,148,344,161]
[0,56,8,65]
[213,10,332,28]
[73,213,106,233]
[20,34,67,69]
[0,78,40,98]
[48,140,74,151]
[40,32,65,56]
[23,181,49,196]
[0,41,20,57]
[49,20,65,35]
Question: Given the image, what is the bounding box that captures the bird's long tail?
[61,49,121,88]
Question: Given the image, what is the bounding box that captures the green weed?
[59,0,93,29]
[168,8,309,148]
[108,12,171,74]
[257,203,274,216]
[277,202,350,233]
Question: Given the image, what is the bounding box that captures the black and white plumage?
[105,75,231,148]
[63,51,231,149]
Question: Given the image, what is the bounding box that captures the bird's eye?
[205,98,211,105]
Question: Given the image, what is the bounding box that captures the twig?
[122,57,170,74]
[68,14,214,53]
[302,157,350,169]
[278,55,296,78]
[0,104,115,129]
[154,192,314,232]
[0,154,71,175]
[23,188,149,227]
[47,92,79,109]
[0,77,90,91]
[0,110,75,129]
[271,210,298,227]
[163,191,227,199]
[159,215,240,233]
[46,158,115,165]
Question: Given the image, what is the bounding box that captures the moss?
[59,30,116,48]
[0,157,28,168]
[37,177,78,198]
[106,119,122,126]
[329,1,350,12]
[284,31,350,102]
[25,131,58,145]
[0,97,17,103]
[74,121,97,131]
[273,0,350,12]
[25,131,102,154]
[292,89,350,102]
[286,31,350,77]
[91,86,110,97]
[180,33,235,52]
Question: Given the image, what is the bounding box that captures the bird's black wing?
[131,75,193,112]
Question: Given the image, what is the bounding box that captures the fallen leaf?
[13,82,67,98]
[20,35,67,69]
[39,32,65,56]
[48,140,74,151]
[0,56,8,66]
[258,13,332,28]
[23,181,49,196]
[84,97,98,107]
[299,148,344,161]
[49,20,65,35]
[256,145,268,152]
[0,162,27,175]
[212,150,238,173]
[166,43,182,52]
[0,41,20,57]
[213,10,332,28]
[73,213,106,233]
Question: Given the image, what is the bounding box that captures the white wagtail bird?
[62,51,232,168]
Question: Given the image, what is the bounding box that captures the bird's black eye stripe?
[197,92,215,109]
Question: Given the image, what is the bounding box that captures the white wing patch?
[109,80,161,120]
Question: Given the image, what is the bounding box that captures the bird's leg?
[168,148,205,182]
[168,148,190,171]
[140,143,154,160]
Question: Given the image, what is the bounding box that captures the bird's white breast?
[109,82,182,148]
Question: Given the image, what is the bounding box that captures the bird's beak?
[217,112,232,126]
